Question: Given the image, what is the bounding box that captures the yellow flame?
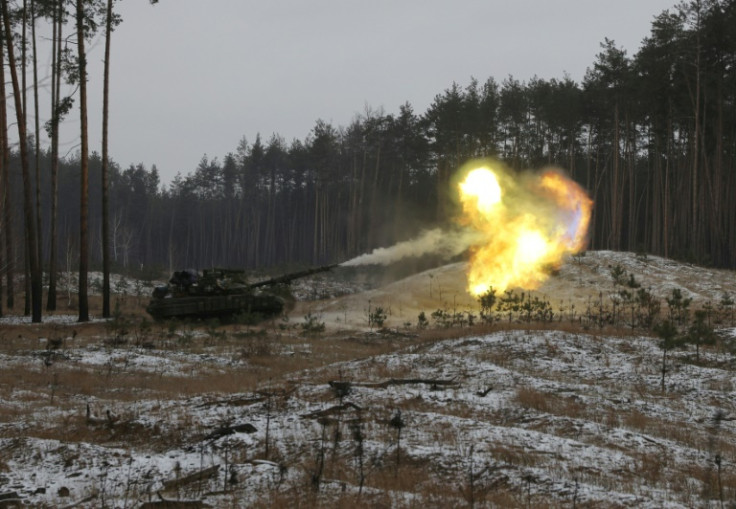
[458,167,501,215]
[456,159,592,296]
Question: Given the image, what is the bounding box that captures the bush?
[302,312,325,335]
[369,306,388,329]
[417,311,429,329]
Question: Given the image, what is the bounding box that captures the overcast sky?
[56,0,677,185]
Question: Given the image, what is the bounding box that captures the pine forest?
[1,0,736,323]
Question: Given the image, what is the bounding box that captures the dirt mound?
[295,250,736,330]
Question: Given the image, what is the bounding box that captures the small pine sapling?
[417,311,429,329]
[653,320,683,392]
[350,416,366,495]
[477,287,497,325]
[718,292,734,326]
[666,288,692,325]
[389,409,405,476]
[685,309,717,362]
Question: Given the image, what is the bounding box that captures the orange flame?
[455,159,593,296]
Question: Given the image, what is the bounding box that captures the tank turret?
[146,264,337,321]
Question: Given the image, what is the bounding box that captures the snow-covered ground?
[1,328,735,507]
[1,251,735,507]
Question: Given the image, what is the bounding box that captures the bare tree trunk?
[691,5,701,258]
[1,0,42,322]
[664,108,672,259]
[312,184,319,263]
[24,247,30,315]
[76,0,89,322]
[368,145,381,248]
[610,103,621,249]
[46,0,62,311]
[101,0,113,318]
[626,115,636,251]
[0,37,13,310]
[31,0,42,284]
[22,0,30,317]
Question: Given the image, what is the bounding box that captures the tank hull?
[146,292,285,321]
[146,265,336,321]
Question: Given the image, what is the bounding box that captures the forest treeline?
[1,0,736,321]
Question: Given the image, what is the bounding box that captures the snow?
[2,327,734,506]
[0,314,107,326]
[0,251,735,507]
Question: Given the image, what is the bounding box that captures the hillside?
[298,250,736,331]
[0,251,735,508]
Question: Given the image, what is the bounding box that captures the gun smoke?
[341,228,482,267]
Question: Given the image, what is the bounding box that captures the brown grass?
[3,285,736,508]
[513,387,586,423]
[515,386,551,413]
[623,409,651,431]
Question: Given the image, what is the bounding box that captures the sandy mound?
[294,250,736,330]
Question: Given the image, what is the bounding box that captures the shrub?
[369,307,388,329]
[417,311,429,329]
[302,312,325,336]
[477,288,497,325]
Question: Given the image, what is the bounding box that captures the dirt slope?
[296,250,736,330]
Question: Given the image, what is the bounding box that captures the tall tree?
[30,0,42,292]
[76,0,90,322]
[634,10,684,259]
[1,0,42,322]
[46,0,68,311]
[101,0,118,318]
[679,0,705,256]
[424,82,469,219]
[0,30,13,310]
[583,38,632,251]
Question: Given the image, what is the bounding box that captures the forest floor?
[1,251,736,508]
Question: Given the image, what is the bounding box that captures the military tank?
[146,264,338,321]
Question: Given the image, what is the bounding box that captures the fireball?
[456,159,592,296]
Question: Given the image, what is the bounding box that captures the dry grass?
[515,386,552,413]
[0,306,472,458]
[3,276,736,508]
[514,387,586,422]
[623,409,651,432]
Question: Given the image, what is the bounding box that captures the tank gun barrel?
[248,264,339,289]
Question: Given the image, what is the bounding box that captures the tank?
[146,264,338,321]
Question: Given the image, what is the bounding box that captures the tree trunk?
[21,0,31,318]
[661,349,667,393]
[46,1,62,311]
[101,0,113,318]
[610,103,621,250]
[1,0,42,322]
[0,36,13,310]
[76,0,90,322]
[691,8,701,259]
[31,0,42,284]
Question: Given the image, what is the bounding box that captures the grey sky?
[58,0,677,185]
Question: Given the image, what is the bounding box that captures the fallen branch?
[352,378,457,389]
[475,386,493,397]
[301,402,363,420]
[641,435,666,448]
[195,386,296,409]
[196,396,265,409]
[246,459,281,468]
[161,465,220,491]
[58,495,97,509]
[141,499,212,508]
[202,423,257,442]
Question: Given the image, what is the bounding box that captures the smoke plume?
[341,228,482,267]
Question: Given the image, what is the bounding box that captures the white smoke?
[341,228,482,267]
